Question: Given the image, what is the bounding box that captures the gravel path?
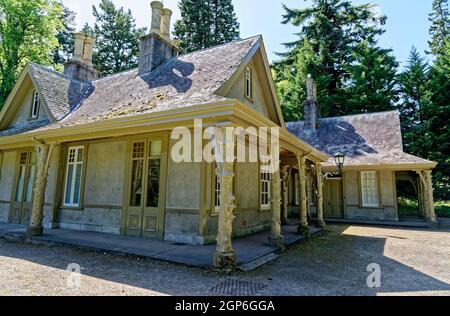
[0,225,449,296]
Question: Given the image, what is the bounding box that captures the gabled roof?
[0,36,262,137]
[286,111,436,168]
[28,62,92,121]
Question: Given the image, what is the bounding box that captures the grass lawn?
[398,198,450,218]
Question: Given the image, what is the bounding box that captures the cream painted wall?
[341,170,398,221]
[225,51,280,124]
[84,141,126,207]
[9,84,49,128]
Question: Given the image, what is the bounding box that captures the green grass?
[398,198,450,218]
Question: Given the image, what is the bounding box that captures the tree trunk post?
[269,166,285,250]
[281,166,290,224]
[27,144,52,238]
[297,155,310,236]
[424,170,437,225]
[316,163,326,228]
[213,128,236,269]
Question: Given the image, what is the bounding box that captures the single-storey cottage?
[0,1,330,268]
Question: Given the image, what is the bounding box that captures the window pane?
[65,164,74,205]
[149,140,162,157]
[25,165,36,202]
[130,160,144,207]
[77,148,84,162]
[146,159,161,208]
[73,164,82,205]
[15,166,26,202]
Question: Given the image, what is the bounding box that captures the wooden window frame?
[260,167,272,210]
[62,145,87,209]
[29,90,41,120]
[244,66,254,101]
[359,171,381,208]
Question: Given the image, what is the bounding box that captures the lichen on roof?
[287,111,435,167]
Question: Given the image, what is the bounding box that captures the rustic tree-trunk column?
[424,170,437,225]
[213,128,236,269]
[281,166,290,224]
[27,144,52,237]
[315,163,326,228]
[297,155,309,236]
[269,167,285,250]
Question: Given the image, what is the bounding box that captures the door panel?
[126,136,167,239]
[11,151,36,224]
[324,179,344,219]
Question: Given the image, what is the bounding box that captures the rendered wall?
[58,140,126,234]
[164,137,202,244]
[342,170,398,221]
[9,82,50,129]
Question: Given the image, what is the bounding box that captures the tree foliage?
[428,0,450,56]
[273,0,398,121]
[88,0,146,76]
[174,0,240,54]
[0,0,63,107]
[52,4,76,66]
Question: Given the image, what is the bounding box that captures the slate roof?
[0,36,260,138]
[286,111,435,167]
[29,62,92,121]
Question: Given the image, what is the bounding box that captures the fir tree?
[397,47,430,156]
[174,0,240,54]
[428,0,450,56]
[88,0,146,76]
[52,4,76,66]
[274,0,397,119]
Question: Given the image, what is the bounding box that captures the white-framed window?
[245,67,253,99]
[294,173,299,205]
[63,146,85,207]
[214,174,221,212]
[30,90,40,119]
[260,168,271,209]
[361,171,379,208]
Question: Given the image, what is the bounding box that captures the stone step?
[239,253,279,272]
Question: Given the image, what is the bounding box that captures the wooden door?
[11,151,36,224]
[324,179,344,219]
[125,136,167,239]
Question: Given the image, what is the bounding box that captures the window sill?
[61,205,83,211]
[244,95,254,103]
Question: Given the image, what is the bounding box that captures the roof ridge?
[286,110,400,125]
[177,35,261,58]
[92,35,262,83]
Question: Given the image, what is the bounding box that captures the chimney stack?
[304,74,321,129]
[64,32,98,81]
[138,1,179,75]
[161,8,173,40]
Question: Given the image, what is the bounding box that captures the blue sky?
[62,0,434,69]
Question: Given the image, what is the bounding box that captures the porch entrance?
[125,135,168,239]
[324,178,344,219]
[11,150,36,224]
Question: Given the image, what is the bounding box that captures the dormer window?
[245,67,253,100]
[30,90,40,119]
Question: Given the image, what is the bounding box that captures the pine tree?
[52,4,77,66]
[174,0,240,54]
[428,0,450,56]
[425,39,450,199]
[275,0,397,118]
[89,0,146,76]
[347,44,398,114]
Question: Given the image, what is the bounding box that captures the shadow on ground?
[0,224,449,296]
